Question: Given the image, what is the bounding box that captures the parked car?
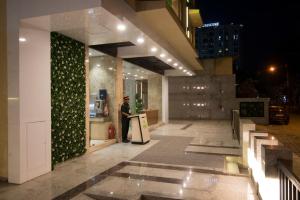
[269,105,289,125]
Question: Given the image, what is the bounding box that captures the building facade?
[1,0,203,184]
[196,23,243,59]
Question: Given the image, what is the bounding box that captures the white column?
[9,25,51,184]
[162,76,169,124]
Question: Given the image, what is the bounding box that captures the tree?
[135,94,143,114]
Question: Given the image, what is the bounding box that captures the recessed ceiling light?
[140,76,144,79]
[150,47,157,52]
[109,67,113,70]
[19,37,27,42]
[96,64,101,67]
[88,9,94,15]
[89,52,92,56]
[167,58,172,62]
[179,66,183,70]
[173,63,178,67]
[127,72,131,75]
[160,53,166,58]
[134,74,138,77]
[137,37,145,44]
[183,69,187,72]
[85,59,89,63]
[117,24,126,31]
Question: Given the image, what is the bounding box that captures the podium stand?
[128,113,150,144]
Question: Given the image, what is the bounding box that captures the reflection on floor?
[64,161,256,200]
[90,139,106,146]
[0,120,258,200]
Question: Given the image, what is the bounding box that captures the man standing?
[121,96,131,143]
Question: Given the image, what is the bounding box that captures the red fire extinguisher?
[108,124,115,139]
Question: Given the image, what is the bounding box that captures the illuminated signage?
[202,22,219,28]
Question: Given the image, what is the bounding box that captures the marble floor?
[0,120,257,200]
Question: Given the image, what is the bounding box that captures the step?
[226,162,240,174]
[185,145,242,156]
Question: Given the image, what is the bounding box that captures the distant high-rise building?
[196,23,243,59]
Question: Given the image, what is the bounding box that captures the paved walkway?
[257,113,300,178]
[0,120,257,200]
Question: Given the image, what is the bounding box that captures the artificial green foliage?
[51,32,86,167]
[135,94,143,114]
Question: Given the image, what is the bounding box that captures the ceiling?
[21,5,195,76]
[90,42,135,57]
[124,56,173,75]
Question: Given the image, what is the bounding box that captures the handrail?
[278,160,300,189]
[278,159,300,200]
[232,110,240,143]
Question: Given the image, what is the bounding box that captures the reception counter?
[144,110,159,125]
[90,118,111,140]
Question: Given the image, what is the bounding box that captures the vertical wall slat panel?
[0,0,8,180]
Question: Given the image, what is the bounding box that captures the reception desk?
[90,118,111,140]
[128,113,150,144]
[144,110,159,125]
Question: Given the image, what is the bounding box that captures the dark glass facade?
[196,23,243,59]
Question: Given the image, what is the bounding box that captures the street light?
[268,66,276,73]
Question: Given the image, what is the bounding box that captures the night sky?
[197,1,300,82]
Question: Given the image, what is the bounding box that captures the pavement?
[257,113,300,177]
[257,113,300,156]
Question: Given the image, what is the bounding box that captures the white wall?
[8,26,51,184]
[7,0,102,184]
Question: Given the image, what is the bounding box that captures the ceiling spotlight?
[179,66,183,70]
[19,37,27,42]
[140,76,144,79]
[137,37,145,44]
[134,74,138,77]
[89,52,92,56]
[160,53,166,58]
[183,69,187,72]
[96,64,101,67]
[88,9,94,15]
[150,47,157,52]
[109,67,113,70]
[167,58,172,62]
[173,63,178,67]
[127,72,131,75]
[117,24,126,31]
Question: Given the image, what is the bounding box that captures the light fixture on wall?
[117,24,126,31]
[19,37,27,42]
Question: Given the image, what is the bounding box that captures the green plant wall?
[51,32,86,167]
